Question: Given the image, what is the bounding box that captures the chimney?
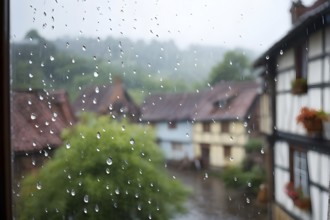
[290,0,326,24]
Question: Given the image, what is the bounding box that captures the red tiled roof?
[73,81,140,121]
[141,81,259,122]
[12,90,75,153]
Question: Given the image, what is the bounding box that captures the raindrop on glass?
[115,188,120,195]
[246,197,250,204]
[49,56,55,61]
[121,125,125,131]
[30,113,37,120]
[95,205,99,212]
[71,189,75,196]
[36,182,42,190]
[106,157,113,165]
[96,132,101,139]
[84,195,89,203]
[82,45,86,51]
[66,142,71,149]
[95,86,99,93]
[93,72,99,77]
[129,138,135,145]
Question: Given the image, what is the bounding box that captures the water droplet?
[243,122,248,127]
[49,56,55,61]
[261,147,265,154]
[229,156,234,161]
[36,182,42,190]
[204,173,208,180]
[82,45,86,51]
[95,205,99,212]
[279,50,283,55]
[106,157,113,165]
[93,72,99,77]
[229,60,232,65]
[115,188,120,195]
[137,204,142,211]
[72,59,75,63]
[83,208,88,214]
[71,189,75,196]
[96,132,101,139]
[247,182,252,187]
[84,195,89,203]
[95,86,99,93]
[121,125,125,131]
[265,55,269,60]
[246,197,250,204]
[149,214,152,219]
[234,177,237,182]
[29,73,34,78]
[30,113,37,120]
[28,60,32,64]
[129,138,135,145]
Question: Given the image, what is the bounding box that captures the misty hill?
[53,36,227,82]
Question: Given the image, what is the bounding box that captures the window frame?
[223,145,231,158]
[1,0,12,219]
[221,121,230,133]
[202,122,211,132]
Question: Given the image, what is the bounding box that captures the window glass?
[9,0,310,219]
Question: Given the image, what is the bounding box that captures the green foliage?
[244,138,263,154]
[221,165,265,194]
[208,50,253,84]
[17,114,189,220]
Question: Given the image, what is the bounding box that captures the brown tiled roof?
[12,90,76,153]
[141,92,206,122]
[141,81,259,122]
[73,80,140,121]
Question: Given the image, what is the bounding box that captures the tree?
[17,114,189,220]
[208,50,253,84]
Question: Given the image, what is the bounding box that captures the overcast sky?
[11,0,316,53]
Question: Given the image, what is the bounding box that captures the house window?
[294,41,308,79]
[172,142,183,151]
[224,145,231,158]
[221,122,230,133]
[202,122,211,132]
[290,147,310,197]
[168,121,177,129]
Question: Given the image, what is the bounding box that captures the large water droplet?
[66,143,71,149]
[246,197,250,204]
[30,113,37,120]
[84,195,89,203]
[121,125,125,131]
[129,138,135,145]
[106,157,113,165]
[36,182,42,190]
[49,56,55,61]
[261,147,265,154]
[71,189,75,196]
[93,72,99,77]
[96,132,101,139]
[95,86,99,93]
[115,188,120,195]
[95,205,99,212]
[83,208,88,214]
[82,45,86,51]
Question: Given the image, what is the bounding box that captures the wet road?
[170,169,268,220]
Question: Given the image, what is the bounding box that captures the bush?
[221,165,265,194]
[17,114,189,220]
[244,138,263,154]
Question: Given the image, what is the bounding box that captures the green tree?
[17,114,189,220]
[208,50,252,84]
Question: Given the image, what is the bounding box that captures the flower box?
[291,78,307,95]
[284,182,311,211]
[296,107,328,138]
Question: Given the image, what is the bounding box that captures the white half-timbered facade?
[254,1,330,219]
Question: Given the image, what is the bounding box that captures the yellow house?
[193,81,260,169]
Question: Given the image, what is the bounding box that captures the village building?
[141,81,259,168]
[193,81,260,169]
[141,92,204,161]
[12,89,76,179]
[254,0,330,219]
[73,78,140,122]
